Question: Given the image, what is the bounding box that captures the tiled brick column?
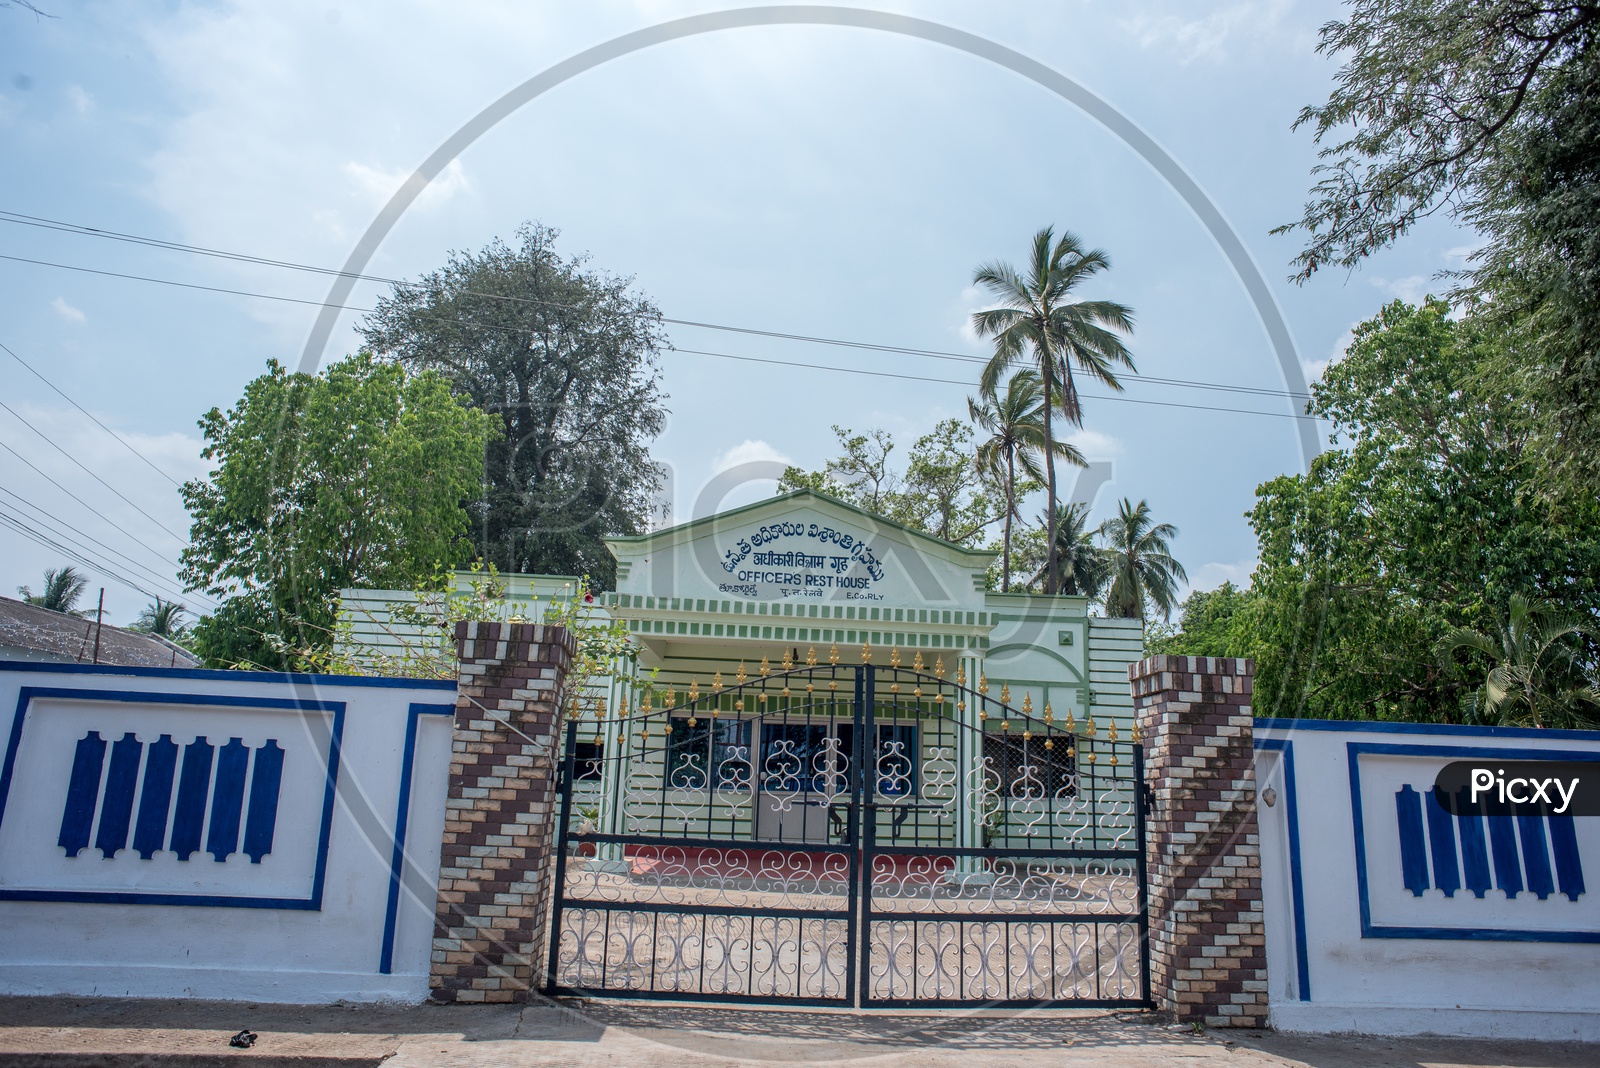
[429,621,575,1004]
[1130,655,1268,1028]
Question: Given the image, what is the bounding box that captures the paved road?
[0,996,1594,1067]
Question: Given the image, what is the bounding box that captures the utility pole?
[92,588,105,665]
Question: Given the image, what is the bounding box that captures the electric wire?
[0,339,185,487]
[1,251,1320,422]
[0,434,186,569]
[0,505,171,605]
[0,398,190,543]
[0,209,1314,403]
[0,483,196,599]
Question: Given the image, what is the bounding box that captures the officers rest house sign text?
[718,521,886,601]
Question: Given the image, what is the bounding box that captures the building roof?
[0,596,201,669]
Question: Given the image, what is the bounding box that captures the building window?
[982,733,1076,797]
[665,717,751,791]
[572,741,604,782]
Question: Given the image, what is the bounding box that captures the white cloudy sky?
[0,1,1474,625]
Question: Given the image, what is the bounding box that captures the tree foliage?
[1279,0,1600,490]
[1146,582,1258,658]
[361,224,667,586]
[1100,498,1187,624]
[970,228,1133,592]
[181,352,491,668]
[969,370,1077,592]
[1242,299,1600,720]
[17,565,89,616]
[777,422,1001,548]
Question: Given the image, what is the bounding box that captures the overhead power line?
[0,433,186,569]
[671,349,1308,421]
[0,339,185,487]
[0,505,172,606]
[2,251,1323,423]
[0,208,1313,403]
[0,482,203,604]
[0,398,189,543]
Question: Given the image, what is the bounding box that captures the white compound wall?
[0,660,457,1003]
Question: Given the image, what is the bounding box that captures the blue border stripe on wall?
[94,732,144,858]
[58,731,106,857]
[1548,816,1585,902]
[207,738,249,861]
[1254,737,1311,1001]
[1395,785,1429,896]
[1455,790,1492,899]
[379,702,455,975]
[1425,787,1461,897]
[243,740,284,863]
[133,735,178,859]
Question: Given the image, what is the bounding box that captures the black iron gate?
[546,650,1149,1008]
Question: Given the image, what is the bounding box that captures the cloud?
[1121,1,1297,64]
[50,297,86,324]
[1064,427,1123,459]
[1177,558,1257,602]
[1371,274,1432,304]
[65,85,93,116]
[710,439,792,473]
[342,156,469,210]
[954,284,988,347]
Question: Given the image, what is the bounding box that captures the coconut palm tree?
[969,370,1083,592]
[17,566,90,616]
[1437,594,1600,728]
[133,598,190,639]
[971,227,1135,595]
[1100,499,1186,625]
[1030,501,1111,598]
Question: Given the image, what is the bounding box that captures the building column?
[429,621,575,1004]
[1129,655,1268,1028]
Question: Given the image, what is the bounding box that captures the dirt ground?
[0,996,1594,1068]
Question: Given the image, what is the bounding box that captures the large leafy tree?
[1246,299,1600,720]
[181,352,491,668]
[969,370,1080,591]
[1278,0,1600,492]
[1146,582,1258,658]
[970,228,1134,594]
[361,224,667,587]
[1099,498,1186,624]
[17,565,89,616]
[132,598,189,639]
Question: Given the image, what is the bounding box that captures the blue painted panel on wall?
[243,740,284,864]
[132,735,177,859]
[57,731,105,857]
[169,738,213,861]
[95,732,143,858]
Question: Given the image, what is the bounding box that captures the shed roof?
[0,596,201,669]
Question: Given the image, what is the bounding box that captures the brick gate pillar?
[429,621,575,1003]
[1129,655,1268,1027]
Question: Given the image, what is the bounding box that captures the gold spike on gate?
[640,693,652,712]
[978,674,989,695]
[861,641,872,663]
[890,647,901,668]
[999,683,1011,704]
[956,665,967,687]
[760,655,771,677]
[688,678,701,702]
[736,661,748,684]
[934,655,945,677]
[1021,692,1033,714]
[664,691,675,710]
[912,650,924,671]
[829,643,839,665]
[712,671,723,691]
[782,648,793,669]
[806,646,817,667]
